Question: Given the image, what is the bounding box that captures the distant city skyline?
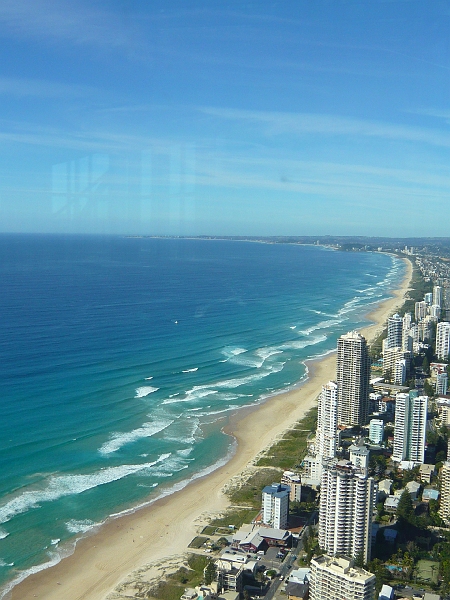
[0,1,450,236]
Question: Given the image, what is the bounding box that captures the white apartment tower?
[436,321,450,361]
[337,332,370,426]
[415,301,428,321]
[387,313,403,349]
[393,392,428,463]
[439,461,450,524]
[316,381,338,459]
[434,285,443,308]
[369,419,384,445]
[319,461,376,564]
[309,555,376,600]
[261,483,290,529]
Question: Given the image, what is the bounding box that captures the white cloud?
[200,106,450,148]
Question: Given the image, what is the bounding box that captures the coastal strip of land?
[10,257,413,600]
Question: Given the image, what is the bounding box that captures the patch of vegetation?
[227,468,282,507]
[209,507,259,530]
[188,536,209,549]
[148,555,209,600]
[200,525,216,536]
[255,406,318,469]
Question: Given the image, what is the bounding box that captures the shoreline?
[8,257,413,600]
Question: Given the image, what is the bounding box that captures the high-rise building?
[316,381,338,459]
[394,358,407,386]
[437,372,448,396]
[261,483,290,529]
[319,461,376,563]
[439,461,450,524]
[436,321,450,361]
[393,392,428,463]
[424,292,433,305]
[382,347,410,382]
[387,313,403,349]
[309,555,376,600]
[415,301,428,321]
[369,419,384,444]
[336,332,370,426]
[434,285,443,308]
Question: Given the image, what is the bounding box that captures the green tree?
[422,355,430,375]
[397,490,415,529]
[424,379,434,397]
[204,561,217,585]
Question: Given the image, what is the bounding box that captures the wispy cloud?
[201,107,450,148]
[0,76,98,99]
[0,0,143,51]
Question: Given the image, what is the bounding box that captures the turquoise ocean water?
[0,235,404,595]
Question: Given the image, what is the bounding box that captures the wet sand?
[10,257,413,600]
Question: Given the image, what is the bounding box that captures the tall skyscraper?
[415,300,428,321]
[393,392,428,463]
[261,483,290,529]
[318,461,376,563]
[439,461,450,524]
[315,381,338,459]
[434,285,443,308]
[436,321,450,361]
[336,331,370,426]
[309,555,376,600]
[386,313,403,349]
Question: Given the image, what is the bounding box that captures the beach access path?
[10,257,413,600]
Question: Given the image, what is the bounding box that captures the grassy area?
[148,554,209,600]
[416,559,439,584]
[188,536,209,549]
[209,507,259,529]
[255,406,318,469]
[227,467,282,507]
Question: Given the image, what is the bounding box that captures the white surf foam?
[135,386,159,398]
[182,367,198,373]
[0,530,8,540]
[0,454,171,525]
[144,376,153,380]
[65,519,98,534]
[99,419,174,455]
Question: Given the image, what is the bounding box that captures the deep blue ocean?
[0,235,403,595]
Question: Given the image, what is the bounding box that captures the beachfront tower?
[336,331,370,426]
[316,381,338,459]
[309,555,376,600]
[318,461,376,564]
[387,313,403,350]
[261,483,290,529]
[392,392,428,463]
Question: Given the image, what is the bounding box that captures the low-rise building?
[384,495,400,512]
[419,463,436,483]
[282,471,302,502]
[378,584,394,599]
[285,582,308,600]
[422,487,440,502]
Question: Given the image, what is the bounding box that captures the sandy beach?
[9,257,413,600]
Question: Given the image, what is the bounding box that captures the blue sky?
[1,0,450,236]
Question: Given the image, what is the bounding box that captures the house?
[384,495,400,512]
[257,526,292,547]
[378,584,394,599]
[288,568,310,584]
[405,480,421,499]
[419,463,436,483]
[181,589,198,600]
[285,582,309,600]
[423,593,441,600]
[422,487,440,502]
[377,479,392,500]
